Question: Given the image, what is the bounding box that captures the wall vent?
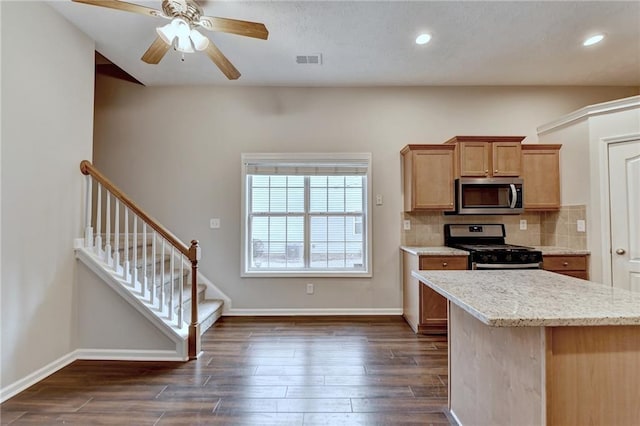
[296,54,323,65]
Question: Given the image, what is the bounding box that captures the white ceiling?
[49,0,640,87]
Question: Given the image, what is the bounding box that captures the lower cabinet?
[543,254,589,280]
[402,252,467,334]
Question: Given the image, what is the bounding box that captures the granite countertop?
[412,269,640,327]
[534,246,591,255]
[400,246,469,256]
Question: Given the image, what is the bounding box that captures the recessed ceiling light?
[415,33,432,45]
[583,34,605,47]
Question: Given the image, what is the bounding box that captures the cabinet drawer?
[543,256,587,271]
[553,270,589,280]
[420,256,467,270]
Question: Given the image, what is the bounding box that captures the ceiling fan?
[72,0,269,80]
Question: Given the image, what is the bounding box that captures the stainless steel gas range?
[444,224,543,270]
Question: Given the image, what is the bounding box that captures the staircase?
[76,160,226,360]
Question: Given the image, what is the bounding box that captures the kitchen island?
[412,270,640,426]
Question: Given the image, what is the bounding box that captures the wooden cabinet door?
[492,142,522,176]
[402,145,455,211]
[522,145,561,210]
[459,142,490,177]
[418,256,467,334]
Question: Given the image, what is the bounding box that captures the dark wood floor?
[1,316,451,425]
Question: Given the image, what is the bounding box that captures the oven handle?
[509,183,517,209]
[473,262,541,270]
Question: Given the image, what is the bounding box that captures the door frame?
[599,132,640,286]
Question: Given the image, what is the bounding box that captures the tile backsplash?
[540,205,587,250]
[402,205,587,250]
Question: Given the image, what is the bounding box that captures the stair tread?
[198,299,224,317]
[178,283,206,303]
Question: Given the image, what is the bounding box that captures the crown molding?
[537,95,640,135]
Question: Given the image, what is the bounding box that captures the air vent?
[296,54,323,65]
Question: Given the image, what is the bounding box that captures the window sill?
[242,270,372,278]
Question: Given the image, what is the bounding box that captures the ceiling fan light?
[174,18,191,38]
[176,34,195,53]
[156,21,177,45]
[189,29,209,51]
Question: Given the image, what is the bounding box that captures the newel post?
[188,240,202,359]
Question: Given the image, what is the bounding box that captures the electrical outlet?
[376,194,383,205]
[577,220,586,232]
[519,219,527,230]
[306,283,314,294]
[210,218,220,229]
[403,220,411,230]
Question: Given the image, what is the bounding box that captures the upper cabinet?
[522,144,562,211]
[445,136,525,177]
[401,144,456,211]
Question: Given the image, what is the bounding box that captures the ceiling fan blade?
[198,16,268,40]
[205,42,241,80]
[72,0,166,18]
[141,37,171,64]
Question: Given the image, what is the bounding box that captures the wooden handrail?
[81,160,201,359]
[80,160,191,259]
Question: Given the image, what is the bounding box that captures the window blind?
[244,160,368,176]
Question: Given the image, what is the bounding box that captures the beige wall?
[93,79,637,312]
[539,101,640,283]
[1,2,94,391]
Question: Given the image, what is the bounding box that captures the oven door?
[456,178,524,214]
[472,262,541,270]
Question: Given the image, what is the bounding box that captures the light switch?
[376,194,383,205]
[403,220,411,230]
[210,218,220,229]
[577,220,586,232]
[519,219,527,230]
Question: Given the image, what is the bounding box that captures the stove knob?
[481,255,490,263]
[505,254,512,262]
[492,255,498,262]
[520,254,528,261]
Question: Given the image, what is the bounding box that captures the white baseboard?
[225,308,403,316]
[0,351,76,403]
[449,409,463,426]
[0,348,188,403]
[75,348,187,362]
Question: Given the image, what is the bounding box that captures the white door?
[609,139,640,291]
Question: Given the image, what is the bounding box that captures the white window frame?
[241,153,372,278]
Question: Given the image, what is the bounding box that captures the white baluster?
[114,199,120,273]
[123,208,130,281]
[160,239,165,311]
[95,184,102,256]
[84,175,93,248]
[169,247,175,322]
[105,192,112,266]
[178,254,184,327]
[142,223,148,298]
[150,231,156,305]
[132,216,138,287]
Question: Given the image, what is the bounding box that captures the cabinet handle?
[442,262,448,267]
[495,169,498,173]
[484,170,489,174]
[563,262,569,266]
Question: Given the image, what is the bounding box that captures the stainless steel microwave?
[453,178,524,215]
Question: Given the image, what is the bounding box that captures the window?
[241,153,372,277]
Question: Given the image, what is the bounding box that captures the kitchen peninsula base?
[413,270,640,426]
[449,304,640,425]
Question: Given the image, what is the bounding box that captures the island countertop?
[412,269,640,327]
